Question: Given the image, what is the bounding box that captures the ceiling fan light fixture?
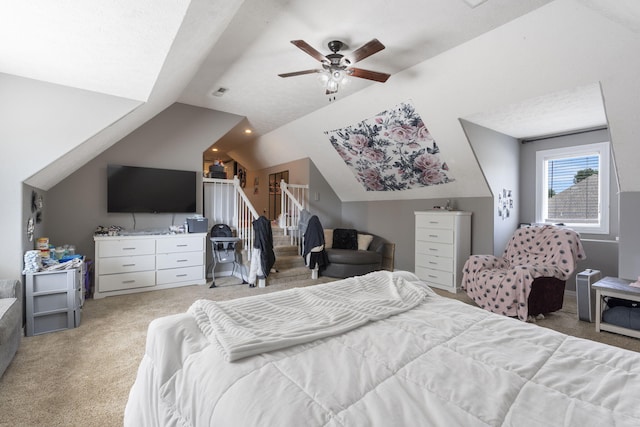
[281,38,390,99]
[326,79,339,93]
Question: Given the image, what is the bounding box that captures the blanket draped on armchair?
[462,225,585,320]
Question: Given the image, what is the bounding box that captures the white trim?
[535,141,610,234]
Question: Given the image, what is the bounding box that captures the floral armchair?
[462,225,585,321]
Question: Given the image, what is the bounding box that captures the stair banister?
[280,180,308,250]
[234,176,259,259]
[203,176,259,281]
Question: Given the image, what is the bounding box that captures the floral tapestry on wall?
[324,101,454,191]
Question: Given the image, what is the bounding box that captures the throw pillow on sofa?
[324,229,333,249]
[357,234,374,251]
[332,228,358,250]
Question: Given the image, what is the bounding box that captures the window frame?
[535,141,610,234]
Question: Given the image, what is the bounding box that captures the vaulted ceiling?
[2,0,636,190]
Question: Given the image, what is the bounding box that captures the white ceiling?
[0,0,191,101]
[464,83,607,140]
[2,0,632,176]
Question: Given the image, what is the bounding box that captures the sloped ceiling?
[2,0,638,195]
[0,0,190,101]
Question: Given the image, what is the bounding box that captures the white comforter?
[125,271,640,426]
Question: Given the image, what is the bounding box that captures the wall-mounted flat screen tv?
[107,164,197,213]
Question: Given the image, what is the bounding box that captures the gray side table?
[593,276,640,339]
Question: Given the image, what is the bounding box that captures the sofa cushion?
[357,234,374,251]
[332,229,358,250]
[326,248,382,265]
[324,229,333,249]
[0,298,18,345]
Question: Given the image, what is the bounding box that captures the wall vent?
[212,87,228,97]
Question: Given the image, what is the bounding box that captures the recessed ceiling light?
[211,148,218,152]
[244,129,252,134]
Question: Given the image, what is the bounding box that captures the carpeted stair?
[268,224,323,285]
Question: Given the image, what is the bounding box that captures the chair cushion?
[323,229,333,249]
[357,234,374,251]
[326,248,382,265]
[332,229,358,250]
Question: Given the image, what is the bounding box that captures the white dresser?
[414,211,471,293]
[94,233,207,298]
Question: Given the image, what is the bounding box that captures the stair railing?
[280,180,308,252]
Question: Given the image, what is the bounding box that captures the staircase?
[267,224,335,286]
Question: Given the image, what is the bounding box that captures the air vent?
[212,87,228,97]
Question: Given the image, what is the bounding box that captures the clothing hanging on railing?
[303,215,329,271]
[249,216,276,285]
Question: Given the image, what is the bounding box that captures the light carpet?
[0,276,638,426]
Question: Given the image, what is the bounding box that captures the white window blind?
[536,142,609,234]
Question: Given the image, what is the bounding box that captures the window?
[535,141,609,234]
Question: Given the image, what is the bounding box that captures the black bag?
[604,296,640,309]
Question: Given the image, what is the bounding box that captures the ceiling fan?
[278,39,391,96]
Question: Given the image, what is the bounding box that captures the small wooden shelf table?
[593,276,640,339]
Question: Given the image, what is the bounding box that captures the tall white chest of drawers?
[94,233,207,298]
[414,211,471,293]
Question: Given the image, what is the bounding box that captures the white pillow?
[324,229,333,249]
[357,234,374,251]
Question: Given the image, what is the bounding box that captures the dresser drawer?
[415,241,454,258]
[156,237,204,253]
[98,239,155,257]
[99,255,155,275]
[416,254,454,273]
[415,266,453,287]
[156,251,204,270]
[156,266,204,285]
[98,271,155,292]
[416,214,455,230]
[416,228,453,244]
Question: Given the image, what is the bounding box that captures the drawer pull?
[429,261,438,265]
[429,248,438,251]
[429,234,439,238]
[123,247,137,250]
[177,244,188,247]
[176,259,188,263]
[176,274,188,277]
[429,221,439,224]
[122,264,136,267]
[428,275,438,279]
[122,280,136,284]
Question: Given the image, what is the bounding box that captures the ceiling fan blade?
[290,40,327,62]
[348,67,390,83]
[350,39,385,63]
[278,69,323,78]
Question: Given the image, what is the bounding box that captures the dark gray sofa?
[0,279,22,378]
[321,229,390,278]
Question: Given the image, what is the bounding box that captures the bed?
[124,270,640,426]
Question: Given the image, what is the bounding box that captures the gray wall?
[340,197,493,272]
[462,120,520,255]
[619,192,640,281]
[308,160,342,229]
[22,184,48,259]
[45,103,244,260]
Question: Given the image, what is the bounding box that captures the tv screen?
[107,165,197,213]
